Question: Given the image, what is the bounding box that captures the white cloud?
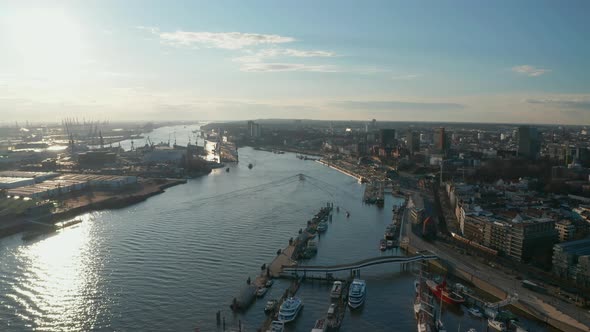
[525,98,590,110]
[240,63,339,73]
[511,65,550,77]
[138,27,295,49]
[233,48,335,63]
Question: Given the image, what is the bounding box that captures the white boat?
[467,307,483,318]
[466,329,477,332]
[265,279,274,287]
[278,297,303,323]
[257,287,268,297]
[414,280,420,293]
[267,320,285,332]
[488,319,507,331]
[330,281,343,300]
[413,296,422,318]
[348,279,366,309]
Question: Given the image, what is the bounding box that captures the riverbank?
[400,200,590,332]
[0,178,187,239]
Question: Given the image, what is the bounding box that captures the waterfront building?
[0,177,35,189]
[517,126,540,159]
[553,239,590,284]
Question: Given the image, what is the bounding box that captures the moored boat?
[317,221,328,232]
[467,307,483,318]
[330,281,342,300]
[379,239,387,251]
[278,297,303,323]
[264,299,278,314]
[267,320,285,332]
[257,287,268,297]
[425,279,465,305]
[488,319,507,331]
[348,279,366,309]
[311,318,327,332]
[265,279,274,288]
[386,240,394,248]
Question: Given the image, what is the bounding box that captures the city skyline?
[1,0,590,124]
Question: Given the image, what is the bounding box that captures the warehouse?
[57,174,138,189]
[0,171,59,183]
[6,179,88,199]
[0,177,35,189]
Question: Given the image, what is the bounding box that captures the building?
[555,220,576,242]
[78,151,117,167]
[517,126,540,159]
[407,131,420,155]
[247,120,261,138]
[0,171,59,182]
[379,129,396,148]
[553,239,590,284]
[409,193,425,224]
[0,177,35,189]
[433,127,449,155]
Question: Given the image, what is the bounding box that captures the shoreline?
[0,178,187,239]
[315,159,364,181]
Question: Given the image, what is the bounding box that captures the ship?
[425,279,465,305]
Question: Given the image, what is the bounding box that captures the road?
[401,193,590,332]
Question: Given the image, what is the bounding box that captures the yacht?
[348,279,367,309]
[488,319,507,331]
[278,297,303,323]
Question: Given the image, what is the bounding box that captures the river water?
[0,125,549,331]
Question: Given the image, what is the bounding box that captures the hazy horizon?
[1,1,589,125]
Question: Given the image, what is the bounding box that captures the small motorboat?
[379,239,387,251]
[226,167,230,172]
[488,319,507,331]
[467,307,483,318]
[248,163,253,169]
[257,287,268,297]
[265,279,274,288]
[386,240,394,248]
[267,320,284,332]
[330,281,342,300]
[414,280,420,293]
[346,211,350,218]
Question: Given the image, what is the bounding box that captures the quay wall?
[316,160,363,181]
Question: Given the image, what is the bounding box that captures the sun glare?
[5,9,85,76]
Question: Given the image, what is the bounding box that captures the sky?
[1,0,589,124]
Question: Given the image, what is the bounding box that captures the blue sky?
[1,0,589,124]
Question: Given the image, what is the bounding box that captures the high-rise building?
[379,129,396,148]
[517,126,540,159]
[247,120,260,138]
[407,131,420,154]
[433,127,448,154]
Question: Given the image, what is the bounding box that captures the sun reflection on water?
[6,213,109,331]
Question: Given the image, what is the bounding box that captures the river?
[0,125,549,331]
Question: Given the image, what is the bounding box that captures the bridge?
[282,253,437,274]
